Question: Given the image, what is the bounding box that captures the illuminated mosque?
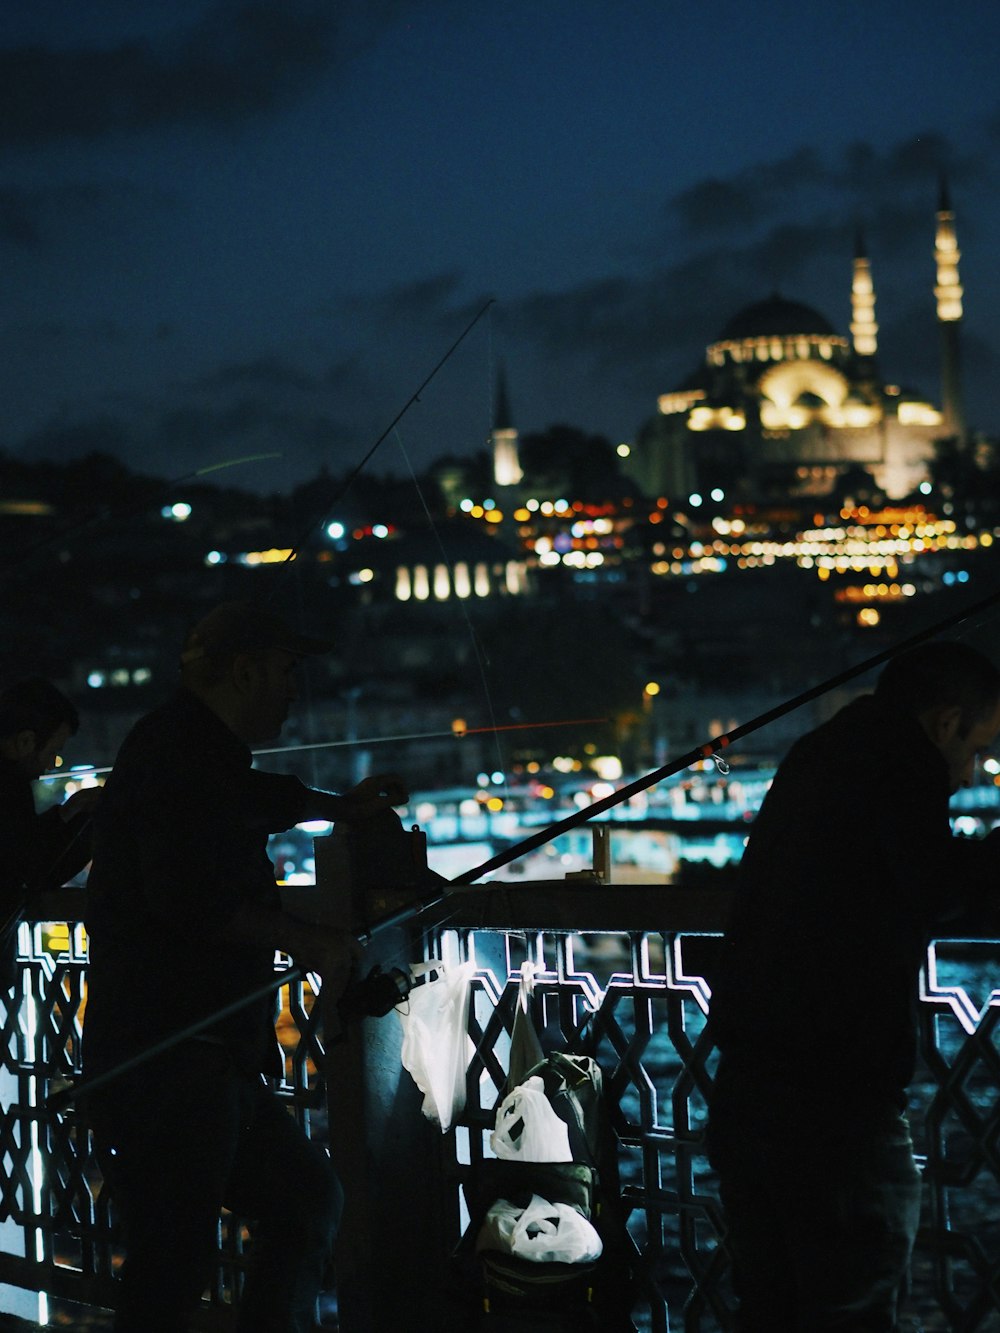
[622,183,966,504]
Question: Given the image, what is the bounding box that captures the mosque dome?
[716,296,837,342]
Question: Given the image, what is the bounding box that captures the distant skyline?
[3,1,1000,493]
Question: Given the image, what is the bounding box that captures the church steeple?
[935,174,966,439]
[850,228,878,359]
[491,362,523,487]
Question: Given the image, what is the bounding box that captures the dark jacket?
[708,694,1000,1105]
[84,689,317,1077]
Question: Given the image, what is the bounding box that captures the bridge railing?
[4,885,1000,1333]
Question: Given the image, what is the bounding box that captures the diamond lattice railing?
[4,899,1000,1332]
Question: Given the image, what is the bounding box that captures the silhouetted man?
[708,640,1000,1333]
[84,600,406,1333]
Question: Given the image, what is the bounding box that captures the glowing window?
[454,562,472,598]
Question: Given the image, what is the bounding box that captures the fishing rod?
[44,897,436,1113]
[43,579,1000,1115]
[449,577,1000,884]
[45,966,305,1114]
[338,572,1000,905]
[277,297,496,571]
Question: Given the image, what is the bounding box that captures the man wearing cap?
[84,600,407,1333]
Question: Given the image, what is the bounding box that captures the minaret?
[934,176,966,439]
[850,229,878,360]
[491,363,523,487]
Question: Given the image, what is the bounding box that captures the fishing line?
[277,298,496,573]
[392,424,511,797]
[254,715,611,758]
[36,715,612,784]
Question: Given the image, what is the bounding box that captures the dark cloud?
[0,188,42,247]
[666,131,991,245]
[345,271,468,325]
[150,399,368,482]
[323,354,374,393]
[0,179,168,251]
[13,397,366,491]
[19,416,132,464]
[6,314,127,349]
[499,121,1000,394]
[0,1,407,147]
[673,148,826,234]
[193,356,322,394]
[181,351,379,429]
[672,179,763,234]
[502,235,812,375]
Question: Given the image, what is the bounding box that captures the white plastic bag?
[491,1075,572,1162]
[507,961,544,1088]
[478,1194,603,1264]
[397,959,474,1133]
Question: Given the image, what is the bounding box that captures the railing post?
[323,918,455,1331]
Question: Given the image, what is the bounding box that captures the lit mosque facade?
[622,182,966,504]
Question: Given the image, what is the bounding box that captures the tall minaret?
[850,228,878,360]
[934,176,966,439]
[491,362,523,487]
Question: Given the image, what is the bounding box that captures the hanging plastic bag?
[397,959,475,1133]
[477,1194,603,1264]
[506,961,545,1091]
[491,1075,572,1162]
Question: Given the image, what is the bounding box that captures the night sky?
[3,0,1000,495]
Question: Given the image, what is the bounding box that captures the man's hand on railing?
[301,773,409,824]
[338,773,409,818]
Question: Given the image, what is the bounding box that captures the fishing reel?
[338,962,413,1020]
[315,806,446,934]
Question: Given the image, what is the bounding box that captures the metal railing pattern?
[2,904,1000,1331]
[0,912,323,1325]
[428,910,1000,1333]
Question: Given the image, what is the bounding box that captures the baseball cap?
[180,600,333,665]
